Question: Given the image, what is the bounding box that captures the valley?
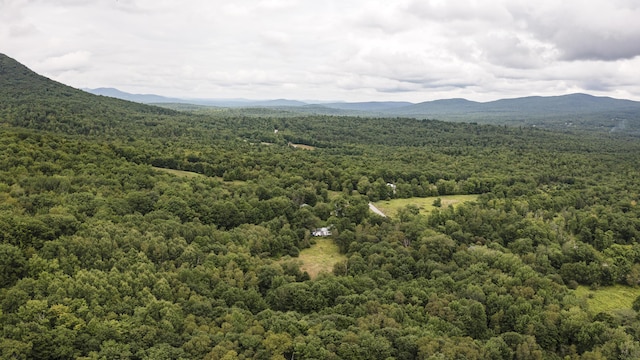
[1,53,640,359]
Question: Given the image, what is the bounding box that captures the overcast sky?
[2,0,640,102]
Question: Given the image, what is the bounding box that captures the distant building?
[312,227,332,237]
[386,183,397,194]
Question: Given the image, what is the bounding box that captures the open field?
[289,143,316,150]
[153,167,246,186]
[153,167,205,178]
[574,285,640,314]
[298,239,346,279]
[373,195,478,218]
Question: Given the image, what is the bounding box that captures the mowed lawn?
[299,239,346,279]
[373,195,478,218]
[574,285,640,314]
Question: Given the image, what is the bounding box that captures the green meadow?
[374,194,478,218]
[153,166,205,178]
[298,239,346,279]
[574,285,640,314]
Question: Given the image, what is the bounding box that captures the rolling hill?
[83,87,308,108]
[0,54,176,135]
[87,84,640,133]
[383,93,640,130]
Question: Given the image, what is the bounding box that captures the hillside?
[1,54,640,359]
[0,54,176,135]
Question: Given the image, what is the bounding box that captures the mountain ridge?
[83,86,640,130]
[3,53,640,133]
[83,88,309,108]
[85,86,640,112]
[0,53,176,135]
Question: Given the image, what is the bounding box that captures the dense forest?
[2,53,640,359]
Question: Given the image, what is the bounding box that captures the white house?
[312,227,332,237]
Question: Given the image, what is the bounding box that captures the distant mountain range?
[83,87,640,132]
[83,88,308,107]
[82,87,185,104]
[377,94,640,130]
[3,49,637,137]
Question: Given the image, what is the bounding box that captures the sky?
[2,0,640,102]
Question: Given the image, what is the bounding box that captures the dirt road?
[368,202,387,217]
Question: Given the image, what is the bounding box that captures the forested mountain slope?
[1,53,640,359]
[0,54,176,136]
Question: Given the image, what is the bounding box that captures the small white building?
[312,227,332,237]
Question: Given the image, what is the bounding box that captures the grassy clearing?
[153,167,205,178]
[298,239,346,279]
[153,167,247,186]
[373,195,478,218]
[289,143,316,150]
[574,285,640,314]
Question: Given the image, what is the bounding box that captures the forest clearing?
[374,194,478,218]
[575,285,640,314]
[289,143,316,150]
[153,167,205,178]
[297,239,346,279]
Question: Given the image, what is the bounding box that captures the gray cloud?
[508,0,640,61]
[476,32,558,69]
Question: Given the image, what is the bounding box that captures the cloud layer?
[2,0,640,101]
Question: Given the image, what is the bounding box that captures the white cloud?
[1,0,640,101]
[8,23,38,37]
[406,0,511,24]
[37,50,92,73]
